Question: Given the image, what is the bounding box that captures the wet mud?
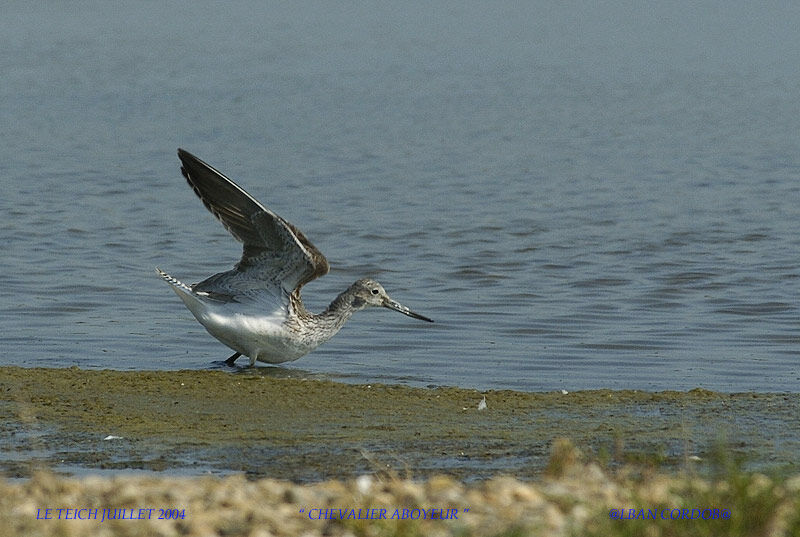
[1,366,797,481]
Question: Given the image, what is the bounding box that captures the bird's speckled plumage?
[158,149,432,366]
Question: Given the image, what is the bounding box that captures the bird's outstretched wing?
[177,148,329,297]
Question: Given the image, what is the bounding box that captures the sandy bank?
[2,442,799,537]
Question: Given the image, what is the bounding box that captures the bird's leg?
[224,352,242,366]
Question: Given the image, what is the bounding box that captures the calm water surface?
[2,2,800,392]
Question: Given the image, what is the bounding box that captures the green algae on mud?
[0,366,797,481]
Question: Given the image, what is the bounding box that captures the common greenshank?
[157,149,433,366]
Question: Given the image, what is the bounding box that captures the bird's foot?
[224,352,242,366]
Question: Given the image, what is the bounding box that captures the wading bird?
[157,149,432,366]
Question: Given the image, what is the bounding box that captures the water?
[2,1,800,392]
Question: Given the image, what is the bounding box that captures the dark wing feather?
[176,149,329,294]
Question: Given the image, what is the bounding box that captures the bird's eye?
[371,288,379,295]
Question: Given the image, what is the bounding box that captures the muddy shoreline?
[1,366,797,481]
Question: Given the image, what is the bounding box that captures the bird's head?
[348,278,433,322]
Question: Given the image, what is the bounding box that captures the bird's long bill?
[382,298,434,322]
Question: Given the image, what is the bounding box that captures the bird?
[157,149,433,366]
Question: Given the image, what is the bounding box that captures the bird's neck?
[318,287,360,327]
[291,287,360,345]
